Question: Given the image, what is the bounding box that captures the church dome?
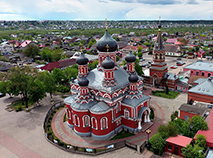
[102,56,115,69]
[78,76,89,87]
[125,51,136,63]
[76,53,88,65]
[96,30,117,52]
[128,74,138,83]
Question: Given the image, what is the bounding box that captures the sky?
[0,0,213,20]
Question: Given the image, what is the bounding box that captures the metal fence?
[43,101,129,155]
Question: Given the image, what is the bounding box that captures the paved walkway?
[0,87,187,158]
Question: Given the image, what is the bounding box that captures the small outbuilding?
[165,135,192,157]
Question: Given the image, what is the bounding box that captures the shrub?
[150,107,154,120]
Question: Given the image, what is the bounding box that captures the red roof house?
[40,59,76,72]
[165,135,192,157]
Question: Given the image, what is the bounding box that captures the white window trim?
[91,117,98,130]
[66,108,71,119]
[100,117,108,130]
[82,115,90,127]
[124,108,130,118]
[74,114,80,127]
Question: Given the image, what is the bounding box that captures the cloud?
[0,0,212,20]
[187,0,199,4]
[109,0,181,5]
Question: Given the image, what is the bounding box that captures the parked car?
[176,61,185,66]
[140,58,145,62]
[177,57,182,60]
[170,65,177,69]
[148,61,153,64]
[140,64,147,67]
[0,92,5,98]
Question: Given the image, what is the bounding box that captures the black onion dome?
[102,56,115,69]
[128,74,138,83]
[158,24,161,29]
[76,53,88,65]
[96,30,117,52]
[78,76,89,87]
[125,51,136,63]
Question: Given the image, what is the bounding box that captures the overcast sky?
[0,0,212,20]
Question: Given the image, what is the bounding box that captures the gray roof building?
[184,61,213,72]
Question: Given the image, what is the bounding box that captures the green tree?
[64,65,79,81]
[135,62,143,76]
[138,52,142,59]
[38,71,56,99]
[181,144,194,158]
[29,80,46,105]
[191,116,208,134]
[87,38,96,48]
[57,85,70,94]
[88,60,99,70]
[149,133,166,155]
[143,42,151,47]
[52,68,66,85]
[195,134,206,149]
[137,46,142,53]
[52,49,63,61]
[7,66,38,108]
[116,55,120,62]
[40,47,52,62]
[133,52,137,56]
[23,44,39,58]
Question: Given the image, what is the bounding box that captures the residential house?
[166,38,177,44]
[164,45,183,56]
[0,42,14,55]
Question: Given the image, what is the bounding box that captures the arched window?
[101,117,108,130]
[160,53,162,60]
[208,73,211,77]
[117,102,121,113]
[196,71,199,76]
[82,115,90,127]
[91,117,98,130]
[155,53,158,60]
[66,108,71,119]
[202,72,205,76]
[124,108,130,118]
[74,114,80,127]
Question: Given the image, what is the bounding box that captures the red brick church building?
[64,27,151,140]
[144,24,179,90]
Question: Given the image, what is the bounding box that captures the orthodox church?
[64,25,151,140]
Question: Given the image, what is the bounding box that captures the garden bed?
[152,90,179,99]
[110,129,135,140]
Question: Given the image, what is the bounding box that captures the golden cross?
[146,129,151,134]
[106,44,109,52]
[159,16,161,25]
[80,43,83,52]
[105,18,108,30]
[129,41,132,50]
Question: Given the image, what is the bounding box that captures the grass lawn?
[110,129,135,140]
[152,90,179,99]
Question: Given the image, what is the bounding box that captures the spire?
[154,16,164,50]
[105,18,108,30]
